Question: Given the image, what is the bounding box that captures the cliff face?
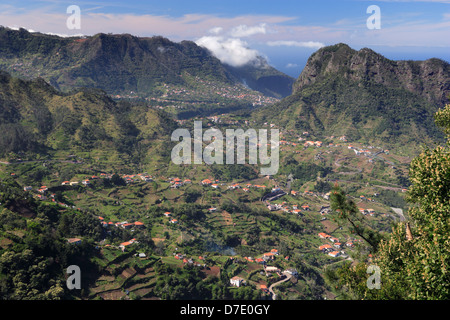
[294,43,449,105]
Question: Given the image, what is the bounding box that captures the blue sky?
[1,0,449,77]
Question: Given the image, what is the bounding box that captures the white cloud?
[286,63,300,68]
[229,23,267,37]
[267,40,325,49]
[208,26,224,35]
[195,23,273,67]
[195,35,261,67]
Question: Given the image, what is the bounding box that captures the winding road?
[268,271,292,300]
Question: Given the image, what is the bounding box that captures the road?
[261,189,286,202]
[391,207,406,221]
[268,272,292,300]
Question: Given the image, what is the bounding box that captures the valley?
[0,29,448,301]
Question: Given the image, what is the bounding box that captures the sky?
[1,0,449,78]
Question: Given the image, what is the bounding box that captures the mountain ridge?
[295,43,449,104]
[0,26,294,99]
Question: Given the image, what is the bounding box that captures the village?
[1,118,407,300]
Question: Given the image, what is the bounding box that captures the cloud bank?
[195,35,262,67]
[195,23,269,67]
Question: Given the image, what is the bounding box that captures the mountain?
[0,26,294,99]
[253,43,450,151]
[0,70,176,161]
[224,56,294,98]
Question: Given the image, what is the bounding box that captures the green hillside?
[0,70,176,168]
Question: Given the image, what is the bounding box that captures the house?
[209,207,217,213]
[318,232,331,239]
[170,219,178,224]
[263,252,275,260]
[267,204,277,211]
[291,190,298,196]
[23,186,32,191]
[121,223,134,230]
[230,276,245,287]
[115,221,128,228]
[211,184,219,189]
[228,184,240,190]
[70,181,79,186]
[329,237,339,243]
[134,221,144,228]
[285,268,298,277]
[328,251,341,258]
[82,180,90,186]
[61,181,70,186]
[171,182,182,188]
[264,266,279,273]
[67,238,82,245]
[202,179,212,186]
[319,244,333,252]
[119,241,134,252]
[164,212,171,217]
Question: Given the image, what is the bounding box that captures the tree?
[373,102,450,299]
[331,102,450,300]
[330,184,382,251]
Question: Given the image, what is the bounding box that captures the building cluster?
[318,232,359,258]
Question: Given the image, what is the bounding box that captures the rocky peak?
[294,43,450,105]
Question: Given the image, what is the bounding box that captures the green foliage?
[210,164,258,181]
[330,185,383,251]
[330,103,450,300]
[280,156,332,184]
